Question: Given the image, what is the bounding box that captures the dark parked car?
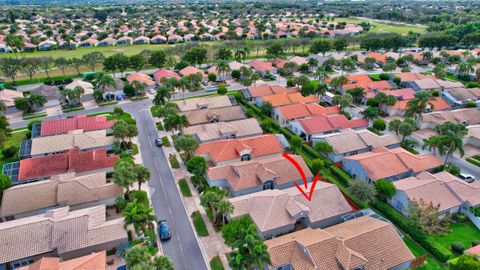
[155,138,163,147]
[158,220,171,241]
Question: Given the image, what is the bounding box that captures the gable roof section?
[229,181,352,232]
[196,134,283,163]
[279,103,340,120]
[266,216,414,270]
[250,59,275,72]
[0,205,126,264]
[183,118,262,142]
[422,108,480,126]
[153,69,181,81]
[344,147,443,181]
[40,115,115,137]
[248,85,298,98]
[18,148,118,181]
[263,92,319,107]
[182,106,246,126]
[179,66,205,77]
[299,114,368,135]
[175,95,232,112]
[18,251,106,270]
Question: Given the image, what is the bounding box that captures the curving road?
[122,102,208,270]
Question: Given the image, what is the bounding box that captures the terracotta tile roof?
[18,251,106,270]
[421,108,480,126]
[393,72,431,82]
[365,88,415,99]
[314,129,401,155]
[266,216,414,270]
[466,245,480,256]
[196,134,284,164]
[182,106,246,126]
[183,118,262,142]
[263,92,319,107]
[175,95,232,111]
[391,96,451,111]
[18,148,118,181]
[366,52,387,63]
[126,72,155,86]
[153,69,181,81]
[446,87,480,101]
[299,114,368,135]
[250,59,275,72]
[344,147,443,181]
[31,129,114,156]
[0,205,126,264]
[229,180,352,232]
[248,85,298,98]
[208,155,311,193]
[1,172,123,217]
[179,66,205,77]
[40,115,115,136]
[0,89,23,107]
[279,103,340,120]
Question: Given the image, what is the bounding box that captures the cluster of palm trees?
[405,91,436,121]
[60,86,85,108]
[112,120,139,149]
[423,121,468,164]
[123,245,174,270]
[200,188,233,226]
[13,94,47,115]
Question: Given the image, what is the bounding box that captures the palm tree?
[422,135,442,156]
[405,91,436,120]
[217,200,234,225]
[176,114,189,134]
[250,72,260,86]
[134,164,151,191]
[362,106,379,121]
[93,72,116,100]
[123,200,157,235]
[456,62,474,77]
[314,66,329,83]
[312,83,328,101]
[216,60,231,82]
[439,131,464,164]
[307,57,319,71]
[27,94,47,113]
[229,223,271,270]
[153,256,175,270]
[0,101,6,114]
[131,80,147,96]
[422,51,433,62]
[153,86,171,106]
[61,86,84,107]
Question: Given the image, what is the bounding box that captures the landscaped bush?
[161,137,170,147]
[209,256,225,270]
[372,200,452,262]
[169,155,180,169]
[379,73,390,80]
[1,146,17,158]
[452,242,465,254]
[129,190,149,207]
[330,166,351,186]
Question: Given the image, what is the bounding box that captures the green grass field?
[336,17,426,35]
[429,222,480,257]
[403,237,446,270]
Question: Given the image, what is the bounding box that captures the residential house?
[25,129,114,158]
[395,72,431,88]
[442,87,480,107]
[464,125,480,158]
[174,95,232,112]
[79,38,98,48]
[179,66,206,78]
[31,84,60,107]
[228,181,353,238]
[39,115,115,137]
[126,72,156,91]
[103,78,124,99]
[266,216,415,270]
[133,36,150,45]
[0,89,23,111]
[65,80,94,95]
[289,114,368,141]
[153,69,181,84]
[195,134,285,167]
[262,92,319,108]
[249,59,277,76]
[17,251,107,270]
[116,36,133,46]
[151,35,167,44]
[0,205,127,268]
[11,148,118,183]
[207,155,312,197]
[273,102,340,127]
[242,85,298,104]
[167,34,183,43]
[183,118,262,143]
[38,40,56,50]
[181,106,247,126]
[342,147,443,183]
[97,37,117,47]
[417,108,480,130]
[406,78,463,92]
[389,171,480,229]
[0,171,122,220]
[312,129,401,163]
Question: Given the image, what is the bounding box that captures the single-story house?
[289,114,368,141]
[273,103,340,127]
[228,181,353,238]
[116,36,133,46]
[31,84,60,107]
[208,154,312,197]
[97,37,117,47]
[175,95,232,112]
[261,92,319,108]
[342,147,443,183]
[265,216,415,270]
[17,251,107,270]
[442,87,480,107]
[153,69,181,83]
[65,80,94,95]
[181,106,247,126]
[418,108,480,130]
[133,36,150,45]
[0,171,122,220]
[0,89,24,111]
[183,118,262,143]
[242,85,298,104]
[151,35,167,44]
[195,134,285,167]
[39,115,115,137]
[79,38,98,48]
[0,205,127,268]
[312,128,401,163]
[126,72,156,91]
[389,171,480,229]
[178,66,206,79]
[249,59,277,76]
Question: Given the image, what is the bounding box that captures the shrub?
[311,159,324,175]
[393,77,401,84]
[123,83,135,97]
[366,98,378,107]
[466,82,480,88]
[217,85,227,95]
[231,70,241,79]
[25,130,32,139]
[452,242,465,254]
[375,179,396,200]
[348,180,377,203]
[373,118,386,131]
[115,197,127,212]
[208,73,217,82]
[432,89,440,97]
[466,101,477,108]
[1,146,17,158]
[286,78,296,88]
[379,73,390,80]
[472,240,480,247]
[330,166,351,186]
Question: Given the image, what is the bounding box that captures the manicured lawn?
[161,136,170,147]
[156,121,164,131]
[429,222,480,257]
[128,190,149,207]
[335,17,426,34]
[178,179,192,197]
[192,211,209,237]
[169,155,180,169]
[209,256,225,270]
[403,236,446,270]
[0,130,28,168]
[22,113,48,120]
[150,106,159,117]
[106,112,136,125]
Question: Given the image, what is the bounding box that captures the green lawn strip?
[429,222,480,257]
[87,111,112,117]
[192,210,209,237]
[403,236,446,270]
[62,107,84,113]
[106,112,136,124]
[22,113,47,120]
[156,121,164,131]
[132,143,139,155]
[150,106,159,117]
[178,178,192,197]
[169,155,180,169]
[144,229,159,256]
[466,158,480,167]
[98,101,118,107]
[209,256,225,270]
[161,136,170,147]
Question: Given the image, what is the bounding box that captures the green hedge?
[192,211,209,237]
[372,200,451,262]
[178,179,192,197]
[330,166,352,187]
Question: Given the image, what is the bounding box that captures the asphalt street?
[123,101,208,270]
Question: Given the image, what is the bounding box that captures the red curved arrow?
[283,152,320,201]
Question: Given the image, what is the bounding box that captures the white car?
[459,173,475,183]
[148,88,156,95]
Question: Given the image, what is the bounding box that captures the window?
[263,180,274,190]
[241,154,251,161]
[396,201,403,211]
